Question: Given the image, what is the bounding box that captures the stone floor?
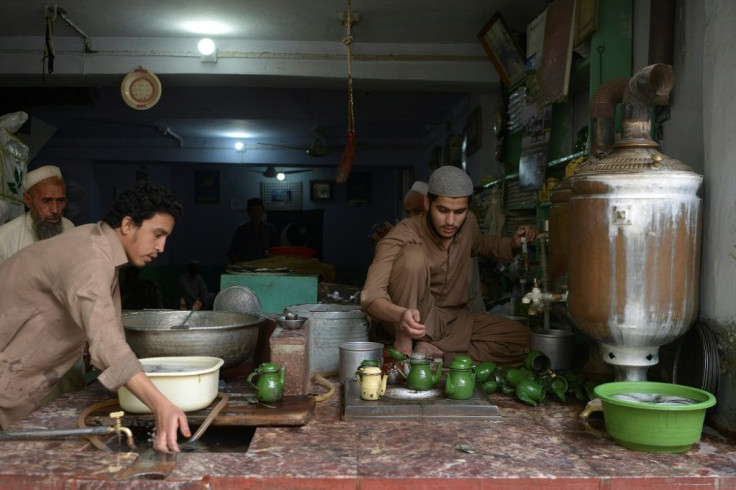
[1,368,736,489]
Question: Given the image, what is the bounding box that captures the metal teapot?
[354,366,388,400]
[388,348,443,391]
[445,355,476,400]
[247,362,286,403]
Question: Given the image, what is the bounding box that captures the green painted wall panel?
[220,273,318,314]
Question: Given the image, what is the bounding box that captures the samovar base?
[600,343,659,382]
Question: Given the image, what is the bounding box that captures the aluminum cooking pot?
[122,310,265,369]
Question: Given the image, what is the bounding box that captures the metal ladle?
[171,305,199,330]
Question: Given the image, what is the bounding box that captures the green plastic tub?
[594,381,717,453]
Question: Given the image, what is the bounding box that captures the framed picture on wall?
[477,13,527,88]
[194,170,220,203]
[261,181,302,210]
[310,180,333,201]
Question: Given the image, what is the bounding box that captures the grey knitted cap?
[427,166,474,197]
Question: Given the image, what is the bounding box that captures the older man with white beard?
[0,165,83,401]
[0,165,75,262]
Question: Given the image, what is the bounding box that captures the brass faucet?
[109,411,135,449]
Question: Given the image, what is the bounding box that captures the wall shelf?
[480,150,586,190]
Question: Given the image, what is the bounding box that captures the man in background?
[178,259,210,310]
[228,197,279,263]
[403,181,428,217]
[0,165,74,262]
[0,165,85,401]
[370,181,428,242]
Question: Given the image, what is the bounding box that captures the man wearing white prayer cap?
[404,181,428,217]
[370,181,430,243]
[0,165,82,401]
[0,165,75,263]
[361,166,539,364]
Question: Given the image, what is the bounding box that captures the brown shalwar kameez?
[0,222,142,429]
[361,212,529,364]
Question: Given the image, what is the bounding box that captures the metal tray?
[342,379,500,421]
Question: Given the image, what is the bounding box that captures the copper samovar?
[566,64,703,382]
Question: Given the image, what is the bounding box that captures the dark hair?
[247,197,264,210]
[103,181,183,228]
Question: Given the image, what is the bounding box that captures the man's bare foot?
[414,341,444,358]
[393,333,413,357]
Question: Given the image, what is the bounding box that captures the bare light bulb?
[234,141,244,151]
[198,38,216,56]
[276,172,286,181]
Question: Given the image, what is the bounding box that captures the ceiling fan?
[244,165,313,179]
[257,128,330,157]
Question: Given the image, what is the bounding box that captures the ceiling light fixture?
[183,21,230,35]
[234,141,244,151]
[276,172,286,181]
[198,38,217,62]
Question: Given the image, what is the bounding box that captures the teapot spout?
[380,374,389,396]
[280,365,286,385]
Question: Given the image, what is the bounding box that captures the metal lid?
[449,355,474,370]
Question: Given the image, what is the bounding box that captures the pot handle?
[246,371,260,391]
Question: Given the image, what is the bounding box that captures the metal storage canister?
[286,303,369,376]
[530,328,575,371]
[567,64,703,382]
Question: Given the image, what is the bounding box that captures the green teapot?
[523,350,551,374]
[388,348,443,391]
[247,362,286,403]
[542,375,568,403]
[480,379,498,394]
[445,356,476,400]
[504,367,535,388]
[515,378,547,406]
[473,361,497,384]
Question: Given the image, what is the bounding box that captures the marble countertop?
[2,373,736,489]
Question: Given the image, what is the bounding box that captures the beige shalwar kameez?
[0,222,142,428]
[361,212,529,364]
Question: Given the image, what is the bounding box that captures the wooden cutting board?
[85,393,315,428]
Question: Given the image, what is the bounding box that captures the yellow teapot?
[354,366,388,401]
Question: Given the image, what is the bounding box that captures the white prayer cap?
[22,165,63,191]
[410,181,428,195]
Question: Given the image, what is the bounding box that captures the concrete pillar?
[701,0,736,434]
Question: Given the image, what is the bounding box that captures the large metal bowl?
[122,310,264,369]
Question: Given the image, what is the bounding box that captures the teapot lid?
[361,366,382,375]
[409,356,431,365]
[258,362,281,373]
[450,356,474,370]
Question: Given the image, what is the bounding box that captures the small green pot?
[594,382,716,453]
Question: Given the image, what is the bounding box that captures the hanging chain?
[343,0,355,133]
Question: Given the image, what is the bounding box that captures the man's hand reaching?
[400,308,425,340]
